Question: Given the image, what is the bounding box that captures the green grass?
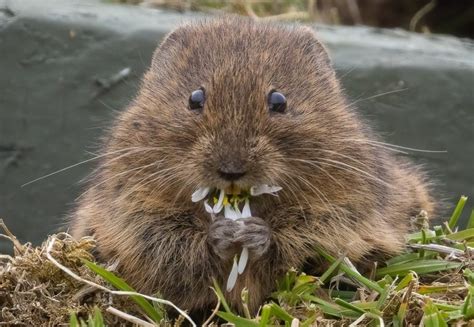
[70,196,474,326]
[70,307,105,327]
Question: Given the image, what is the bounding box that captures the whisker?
[285,147,376,178]
[317,158,393,189]
[118,166,178,200]
[336,66,357,80]
[288,171,343,222]
[349,138,447,153]
[336,137,446,154]
[278,170,311,211]
[90,162,159,191]
[327,139,408,155]
[168,173,200,210]
[284,157,346,190]
[348,88,409,106]
[21,147,139,187]
[310,148,372,169]
[278,174,316,224]
[22,146,172,187]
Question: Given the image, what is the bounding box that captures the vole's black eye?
[268,90,287,113]
[189,88,205,111]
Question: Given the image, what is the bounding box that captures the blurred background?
[118,0,474,38]
[0,0,473,253]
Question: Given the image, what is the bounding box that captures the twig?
[0,219,25,254]
[106,306,156,327]
[408,243,471,257]
[241,288,252,319]
[343,257,361,275]
[409,0,436,32]
[349,313,367,326]
[401,280,415,308]
[202,297,221,326]
[0,254,13,262]
[94,67,131,97]
[72,285,99,302]
[45,235,196,327]
[443,222,454,234]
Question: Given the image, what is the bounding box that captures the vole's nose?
[217,150,247,181]
[218,169,247,181]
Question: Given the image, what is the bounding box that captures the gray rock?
[0,0,473,252]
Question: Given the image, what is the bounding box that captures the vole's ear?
[297,25,333,67]
[150,23,193,69]
[159,24,192,48]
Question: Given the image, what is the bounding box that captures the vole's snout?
[217,160,247,181]
[218,168,246,181]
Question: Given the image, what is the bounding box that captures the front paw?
[234,216,271,259]
[208,218,241,260]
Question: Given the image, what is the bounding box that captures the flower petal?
[224,204,241,220]
[204,200,213,214]
[241,198,252,218]
[213,189,225,213]
[191,187,210,202]
[226,256,239,292]
[237,247,249,274]
[250,184,282,196]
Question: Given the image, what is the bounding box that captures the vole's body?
[71,18,433,317]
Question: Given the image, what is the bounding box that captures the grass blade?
[302,294,360,318]
[259,304,272,327]
[422,299,448,327]
[216,312,259,327]
[212,278,232,313]
[82,259,163,323]
[376,259,461,278]
[334,298,366,314]
[376,284,391,310]
[70,313,79,327]
[315,246,384,293]
[268,303,294,322]
[386,253,419,266]
[448,196,468,230]
[394,272,414,291]
[445,228,474,241]
[92,307,104,327]
[468,209,474,229]
[318,255,344,285]
[301,312,317,327]
[406,230,437,242]
[461,286,474,319]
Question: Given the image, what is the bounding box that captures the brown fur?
[70,17,434,318]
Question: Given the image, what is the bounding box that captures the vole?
[71,17,433,318]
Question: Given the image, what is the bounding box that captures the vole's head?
[109,17,367,205]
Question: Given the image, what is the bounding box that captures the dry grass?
[0,223,135,326]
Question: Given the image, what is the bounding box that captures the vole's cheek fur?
[70,17,435,319]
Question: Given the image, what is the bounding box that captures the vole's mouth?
[191,184,282,291]
[191,184,282,218]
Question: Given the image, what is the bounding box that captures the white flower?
[224,204,241,220]
[204,200,213,214]
[213,189,225,213]
[191,187,210,202]
[226,256,239,292]
[237,247,249,274]
[241,198,251,218]
[250,185,282,196]
[190,184,282,292]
